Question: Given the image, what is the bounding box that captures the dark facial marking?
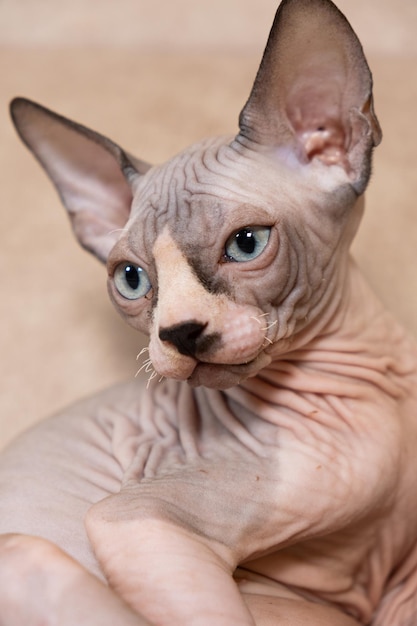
[186,251,231,296]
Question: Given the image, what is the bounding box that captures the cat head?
[10,0,381,389]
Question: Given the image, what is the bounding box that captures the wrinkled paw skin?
[86,501,256,626]
[0,534,148,626]
[86,501,363,626]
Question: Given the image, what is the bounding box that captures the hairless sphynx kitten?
[1,0,417,624]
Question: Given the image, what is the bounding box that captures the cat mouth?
[187,352,273,389]
[149,331,272,388]
[148,302,273,387]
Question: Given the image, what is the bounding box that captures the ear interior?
[238,0,382,193]
[10,98,151,262]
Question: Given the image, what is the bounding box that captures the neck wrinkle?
[222,259,417,428]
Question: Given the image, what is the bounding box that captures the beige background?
[1,0,416,56]
[1,0,417,446]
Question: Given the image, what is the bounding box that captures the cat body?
[2,0,417,624]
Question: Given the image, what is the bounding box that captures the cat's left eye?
[113,262,151,300]
[224,226,271,262]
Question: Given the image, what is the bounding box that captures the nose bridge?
[152,228,214,329]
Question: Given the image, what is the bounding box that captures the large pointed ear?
[10,97,151,263]
[238,0,382,194]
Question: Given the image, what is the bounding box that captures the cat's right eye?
[224,226,271,263]
[113,262,151,300]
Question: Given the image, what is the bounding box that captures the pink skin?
[0,534,149,626]
[0,533,360,626]
[4,0,412,624]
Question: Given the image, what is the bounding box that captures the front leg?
[86,491,361,626]
[0,534,149,626]
[85,381,405,626]
[85,449,366,625]
[86,500,256,626]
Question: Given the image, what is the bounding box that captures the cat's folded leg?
[0,380,154,623]
[86,506,362,626]
[0,532,360,626]
[0,534,150,626]
[86,472,367,626]
[0,377,369,625]
[86,509,258,626]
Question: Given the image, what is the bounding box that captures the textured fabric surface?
[1,1,416,446]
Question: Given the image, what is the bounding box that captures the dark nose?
[159,321,207,357]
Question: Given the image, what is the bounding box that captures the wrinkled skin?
[3,0,417,624]
[2,137,417,626]
[1,271,417,625]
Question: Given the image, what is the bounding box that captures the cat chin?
[187,352,273,390]
[187,365,243,390]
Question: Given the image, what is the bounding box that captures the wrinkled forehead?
[131,138,277,230]
[124,136,351,255]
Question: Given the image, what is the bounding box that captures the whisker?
[251,312,269,325]
[143,358,154,374]
[257,316,277,347]
[135,357,152,377]
[136,346,150,361]
[135,350,165,387]
[261,320,278,332]
[146,370,158,389]
[107,227,129,237]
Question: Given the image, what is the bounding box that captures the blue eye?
[113,262,151,300]
[225,226,271,262]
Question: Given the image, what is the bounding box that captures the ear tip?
[10,96,30,112]
[279,0,348,17]
[9,97,38,127]
[9,98,27,134]
[9,97,23,119]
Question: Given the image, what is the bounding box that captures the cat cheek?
[210,305,269,365]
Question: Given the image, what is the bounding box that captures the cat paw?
[0,533,147,626]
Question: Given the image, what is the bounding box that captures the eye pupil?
[125,265,140,290]
[235,229,256,255]
[113,262,151,300]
